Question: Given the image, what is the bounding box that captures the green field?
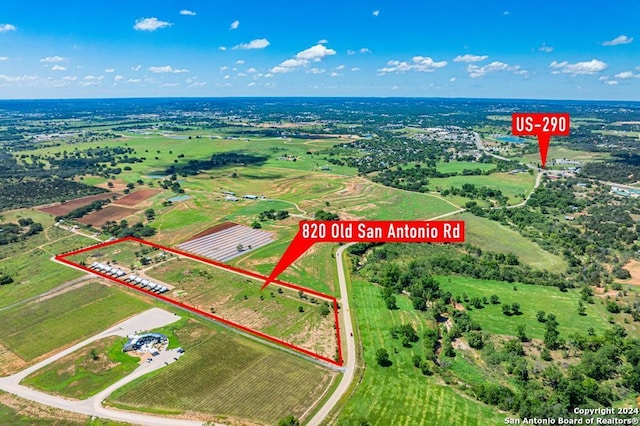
[431,172,536,205]
[22,336,140,399]
[437,275,640,339]
[459,212,567,273]
[338,277,503,425]
[0,283,150,364]
[108,319,336,424]
[436,160,497,174]
[0,210,98,309]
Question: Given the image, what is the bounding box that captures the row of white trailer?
[123,274,169,293]
[88,262,169,293]
[90,262,126,277]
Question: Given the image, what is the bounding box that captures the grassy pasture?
[430,172,536,205]
[459,212,567,273]
[22,336,140,399]
[108,319,337,424]
[0,282,150,364]
[437,275,640,339]
[338,277,503,425]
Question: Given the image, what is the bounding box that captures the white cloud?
[296,44,336,61]
[51,65,66,71]
[161,82,180,88]
[233,38,270,50]
[230,20,240,30]
[0,24,16,33]
[148,65,189,73]
[189,81,207,88]
[347,49,356,55]
[598,76,609,81]
[131,65,142,71]
[606,80,619,85]
[127,78,141,83]
[318,39,328,44]
[133,17,172,31]
[453,54,488,63]
[114,75,125,82]
[450,77,456,82]
[180,10,196,16]
[359,48,371,54]
[247,67,258,73]
[467,61,524,78]
[248,82,256,87]
[503,11,510,15]
[104,68,115,73]
[84,75,104,81]
[351,67,360,71]
[372,10,380,16]
[615,71,640,79]
[270,43,337,73]
[218,46,227,51]
[602,35,633,46]
[538,43,554,53]
[378,56,448,74]
[236,60,245,65]
[549,59,607,75]
[335,64,345,70]
[62,76,77,81]
[0,57,8,61]
[330,71,339,77]
[307,68,325,74]
[223,74,230,79]
[40,56,66,63]
[264,73,274,78]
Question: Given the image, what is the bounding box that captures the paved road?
[0,308,203,426]
[307,243,356,426]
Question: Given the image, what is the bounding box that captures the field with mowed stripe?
[338,278,503,425]
[0,282,150,375]
[108,319,337,424]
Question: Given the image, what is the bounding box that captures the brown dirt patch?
[185,222,239,242]
[38,192,120,216]
[0,392,89,424]
[96,179,129,192]
[0,342,27,376]
[113,189,161,206]
[77,205,137,228]
[622,260,640,285]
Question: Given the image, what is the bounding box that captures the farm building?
[225,195,239,202]
[123,333,168,352]
[243,194,259,200]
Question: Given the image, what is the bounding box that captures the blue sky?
[0,0,638,100]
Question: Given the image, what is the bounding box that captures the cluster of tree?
[314,209,339,221]
[581,154,640,183]
[361,243,567,290]
[55,199,111,222]
[258,209,289,221]
[0,273,13,285]
[101,220,156,238]
[371,165,452,192]
[165,152,267,175]
[0,218,44,245]
[0,178,107,211]
[442,184,509,206]
[474,323,639,419]
[159,177,184,194]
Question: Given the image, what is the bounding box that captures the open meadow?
[21,336,140,399]
[0,282,150,375]
[337,277,503,425]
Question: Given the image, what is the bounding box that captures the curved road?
[0,308,203,426]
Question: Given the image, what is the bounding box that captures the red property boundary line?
[55,236,344,368]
